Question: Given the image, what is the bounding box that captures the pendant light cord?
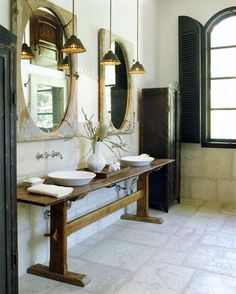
[136,0,139,60]
[72,0,75,35]
[25,0,34,14]
[109,0,112,50]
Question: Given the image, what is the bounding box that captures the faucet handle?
[36,153,44,160]
[44,152,50,159]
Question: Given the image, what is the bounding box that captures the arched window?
[179,7,236,148]
[204,8,236,146]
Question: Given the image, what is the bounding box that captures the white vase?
[87,142,106,172]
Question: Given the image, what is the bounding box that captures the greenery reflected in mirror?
[99,29,134,133]
[37,85,64,131]
[12,0,78,141]
[29,74,67,132]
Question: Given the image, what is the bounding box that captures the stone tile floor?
[19,198,236,294]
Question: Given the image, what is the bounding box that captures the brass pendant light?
[58,56,70,70]
[21,42,35,60]
[100,0,121,65]
[21,0,35,60]
[21,31,35,60]
[129,0,146,74]
[62,0,86,54]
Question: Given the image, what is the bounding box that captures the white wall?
[157,0,236,203]
[0,0,161,276]
[159,0,236,87]
[0,0,10,29]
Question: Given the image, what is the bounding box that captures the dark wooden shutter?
[0,25,18,293]
[179,16,204,143]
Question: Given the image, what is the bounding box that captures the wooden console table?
[17,158,173,287]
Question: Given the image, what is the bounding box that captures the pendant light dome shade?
[62,0,86,54]
[21,43,35,60]
[129,61,146,74]
[62,35,86,54]
[100,0,121,66]
[100,50,120,65]
[129,0,146,74]
[58,56,70,70]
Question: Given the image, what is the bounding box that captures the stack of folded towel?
[27,184,73,198]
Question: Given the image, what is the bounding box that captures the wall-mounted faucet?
[52,151,63,159]
[36,151,63,160]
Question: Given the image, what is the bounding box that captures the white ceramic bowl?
[120,156,154,167]
[48,171,96,186]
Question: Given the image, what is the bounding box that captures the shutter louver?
[179,16,203,143]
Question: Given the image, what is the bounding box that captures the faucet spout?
[51,151,63,159]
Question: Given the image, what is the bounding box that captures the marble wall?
[181,144,236,203]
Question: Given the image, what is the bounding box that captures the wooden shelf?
[17,159,174,207]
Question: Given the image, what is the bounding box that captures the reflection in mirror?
[12,0,78,141]
[29,74,67,132]
[37,85,64,131]
[105,42,128,129]
[21,7,70,133]
[99,29,134,133]
[31,9,63,68]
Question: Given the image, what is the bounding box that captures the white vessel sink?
[120,155,154,167]
[48,171,96,186]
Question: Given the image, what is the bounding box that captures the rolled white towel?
[27,184,73,198]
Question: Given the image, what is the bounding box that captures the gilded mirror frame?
[98,29,134,133]
[12,0,78,141]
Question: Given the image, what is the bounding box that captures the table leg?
[49,201,67,273]
[121,172,164,224]
[137,173,149,217]
[27,201,90,287]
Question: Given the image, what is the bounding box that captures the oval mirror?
[104,41,128,129]
[21,8,70,133]
[99,29,134,133]
[12,0,78,141]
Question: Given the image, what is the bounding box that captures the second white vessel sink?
[48,171,96,186]
[120,155,154,167]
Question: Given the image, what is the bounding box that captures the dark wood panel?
[141,88,169,158]
[0,24,17,294]
[140,87,181,212]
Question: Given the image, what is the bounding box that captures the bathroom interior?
[1,0,236,293]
